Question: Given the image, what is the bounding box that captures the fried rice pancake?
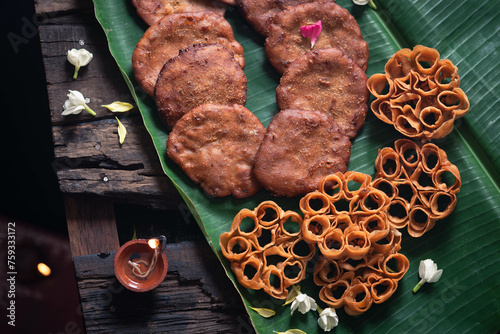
[155,43,247,129]
[238,0,319,37]
[132,12,245,97]
[276,48,369,139]
[265,2,369,74]
[131,0,226,26]
[166,103,266,198]
[254,109,351,197]
[218,0,237,5]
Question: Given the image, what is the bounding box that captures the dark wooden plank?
[65,194,120,256]
[34,0,93,14]
[52,114,182,209]
[36,2,182,209]
[74,241,254,333]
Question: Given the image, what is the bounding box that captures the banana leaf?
[93,0,500,332]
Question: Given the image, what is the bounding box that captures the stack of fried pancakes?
[131,0,370,198]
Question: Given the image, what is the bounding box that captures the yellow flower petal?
[116,117,127,144]
[250,307,275,318]
[102,101,134,112]
[273,330,307,334]
[283,285,301,306]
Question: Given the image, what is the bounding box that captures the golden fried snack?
[314,220,408,315]
[166,103,265,198]
[367,45,469,141]
[367,275,398,304]
[132,12,245,96]
[155,43,247,129]
[301,172,408,315]
[131,0,226,26]
[218,0,237,5]
[265,2,369,74]
[372,138,461,237]
[276,48,369,139]
[300,172,392,251]
[238,0,319,37]
[221,172,409,312]
[219,201,315,299]
[343,280,372,316]
[253,109,352,197]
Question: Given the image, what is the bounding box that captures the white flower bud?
[413,259,443,293]
[318,307,339,331]
[62,90,95,116]
[67,48,93,79]
[290,292,317,315]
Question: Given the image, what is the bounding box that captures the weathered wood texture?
[64,194,120,256]
[35,1,254,332]
[74,241,254,333]
[36,0,182,210]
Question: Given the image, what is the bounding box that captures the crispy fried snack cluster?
[372,139,461,237]
[301,172,409,315]
[219,201,316,299]
[367,45,469,141]
[220,172,410,313]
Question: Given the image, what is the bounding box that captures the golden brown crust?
[131,0,226,26]
[238,0,319,37]
[276,48,369,139]
[253,109,352,197]
[217,0,237,5]
[166,103,265,198]
[367,45,469,140]
[132,12,245,97]
[265,2,369,74]
[154,43,247,129]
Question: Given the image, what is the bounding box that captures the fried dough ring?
[299,191,332,216]
[344,281,372,316]
[313,256,342,286]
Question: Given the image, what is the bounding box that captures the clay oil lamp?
[114,235,168,292]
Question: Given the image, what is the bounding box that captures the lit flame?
[148,238,160,249]
[37,263,51,276]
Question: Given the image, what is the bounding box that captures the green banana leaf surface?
[93,0,500,332]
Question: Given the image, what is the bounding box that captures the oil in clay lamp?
[114,235,168,292]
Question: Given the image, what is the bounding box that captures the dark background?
[1,1,82,333]
[1,0,67,233]
[1,2,205,332]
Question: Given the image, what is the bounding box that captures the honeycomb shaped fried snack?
[367,45,469,141]
[300,172,409,315]
[372,138,461,237]
[314,232,408,316]
[221,172,410,312]
[312,224,408,315]
[219,201,315,299]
